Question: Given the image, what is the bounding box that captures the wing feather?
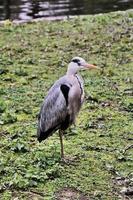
[37,77,70,141]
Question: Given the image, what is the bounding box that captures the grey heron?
[37,57,99,160]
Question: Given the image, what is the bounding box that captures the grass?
[0,10,133,200]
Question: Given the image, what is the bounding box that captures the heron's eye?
[72,59,81,66]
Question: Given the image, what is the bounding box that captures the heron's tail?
[37,127,48,142]
[37,125,59,142]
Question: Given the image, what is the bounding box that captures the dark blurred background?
[0,0,133,21]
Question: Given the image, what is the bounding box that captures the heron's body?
[37,74,84,142]
[37,57,98,160]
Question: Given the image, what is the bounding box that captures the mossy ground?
[0,10,133,200]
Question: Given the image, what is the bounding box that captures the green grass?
[0,10,133,200]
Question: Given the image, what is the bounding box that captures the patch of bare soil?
[113,176,133,200]
[55,187,89,200]
[12,190,45,200]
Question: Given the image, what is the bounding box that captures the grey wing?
[37,83,68,141]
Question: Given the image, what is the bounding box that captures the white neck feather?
[66,62,79,76]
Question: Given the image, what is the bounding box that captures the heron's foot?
[60,155,78,165]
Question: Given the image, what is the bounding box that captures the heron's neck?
[66,63,78,76]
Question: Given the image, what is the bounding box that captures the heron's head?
[67,56,99,75]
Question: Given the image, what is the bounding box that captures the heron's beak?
[83,63,100,70]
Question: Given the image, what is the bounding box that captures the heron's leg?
[59,130,64,159]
